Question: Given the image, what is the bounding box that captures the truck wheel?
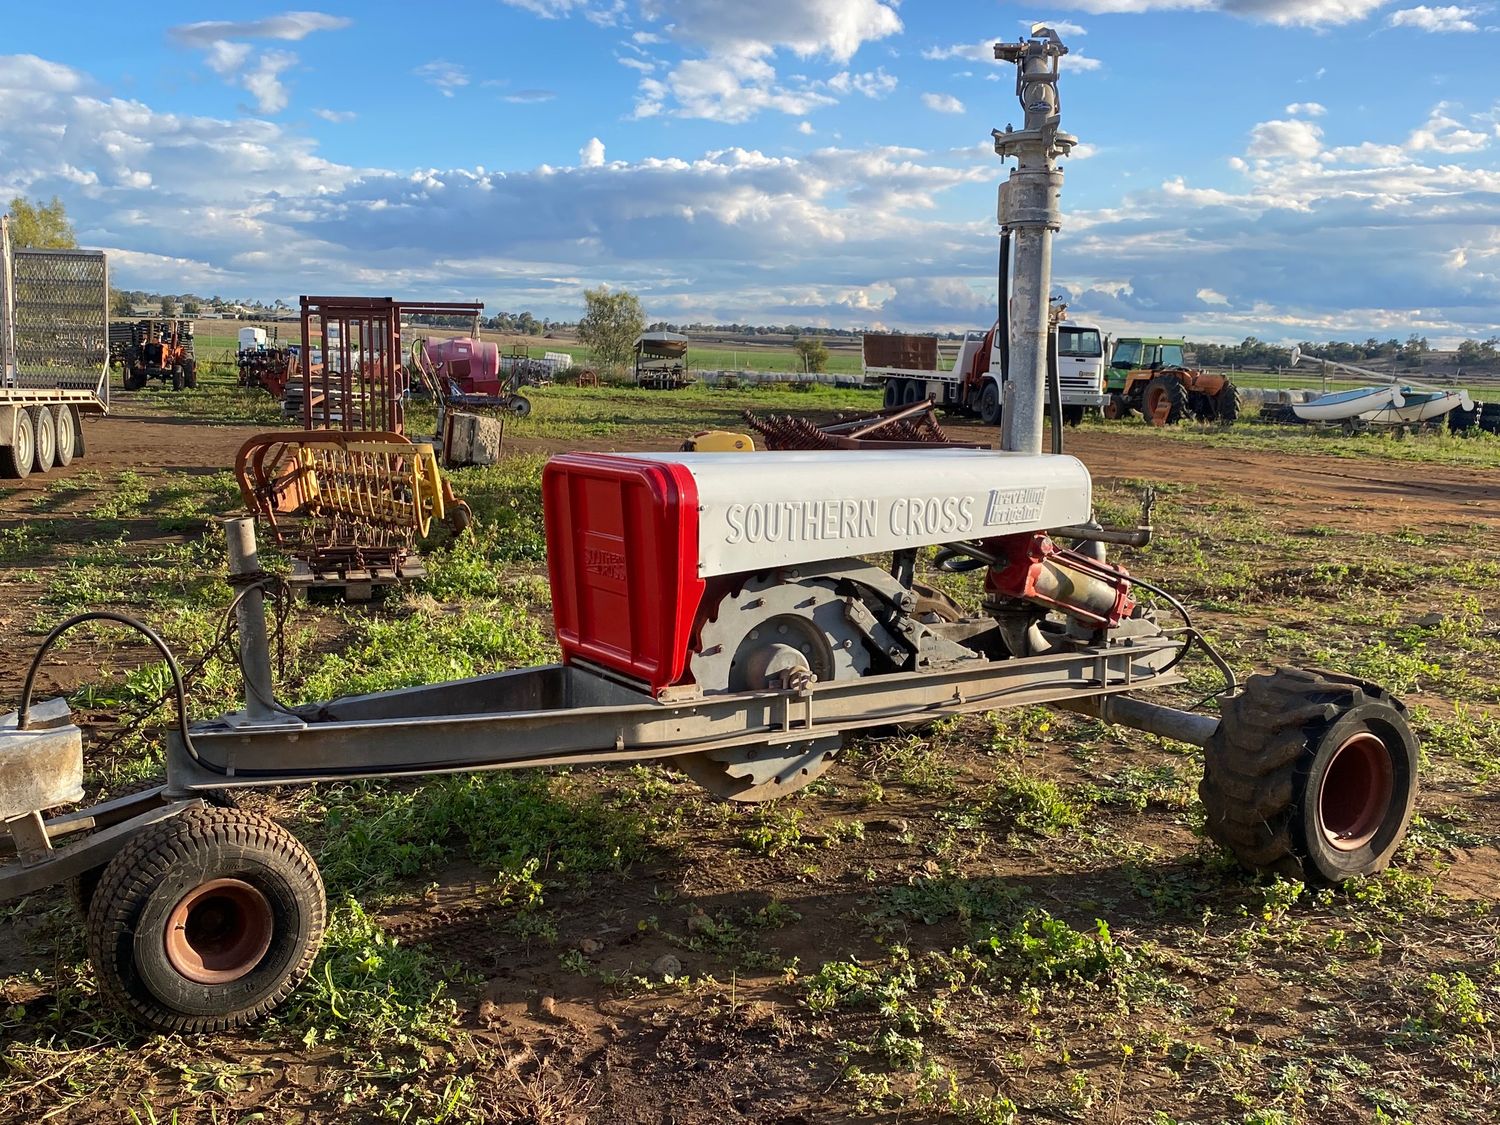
[1200,667,1418,885]
[1062,405,1085,427]
[979,380,1002,425]
[901,379,923,406]
[85,806,326,1033]
[52,405,77,467]
[1214,383,1242,425]
[883,380,901,409]
[30,406,56,473]
[1,407,36,479]
[1143,376,1187,425]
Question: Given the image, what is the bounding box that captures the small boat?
[1292,385,1403,422]
[1361,388,1473,425]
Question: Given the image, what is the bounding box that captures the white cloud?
[1407,104,1491,152]
[170,11,350,116]
[798,120,815,135]
[1388,5,1483,31]
[505,89,558,103]
[639,0,903,61]
[1020,18,1088,35]
[828,68,897,98]
[1247,118,1325,160]
[241,51,297,114]
[414,60,470,97]
[921,92,966,115]
[580,137,607,166]
[1285,101,1327,117]
[313,108,356,123]
[168,11,352,45]
[1060,0,1391,25]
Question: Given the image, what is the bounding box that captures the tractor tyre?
[1214,382,1242,426]
[1143,375,1188,426]
[1200,667,1418,886]
[86,806,325,1033]
[1,407,35,479]
[184,360,199,390]
[1479,402,1500,434]
[124,367,146,391]
[979,380,1002,426]
[52,405,77,467]
[1102,393,1132,421]
[29,406,56,473]
[172,365,185,392]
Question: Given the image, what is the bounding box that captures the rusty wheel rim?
[1145,386,1170,424]
[1316,733,1395,852]
[164,878,274,984]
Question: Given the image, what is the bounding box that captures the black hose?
[17,611,210,768]
[1047,320,1063,455]
[997,228,1011,413]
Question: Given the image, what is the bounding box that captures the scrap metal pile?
[741,400,977,451]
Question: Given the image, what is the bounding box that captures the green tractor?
[1104,337,1240,426]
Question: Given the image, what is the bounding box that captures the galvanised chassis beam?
[1,637,1210,901]
[162,637,1195,792]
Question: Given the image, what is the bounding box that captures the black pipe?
[1047,319,1063,455]
[997,228,1011,411]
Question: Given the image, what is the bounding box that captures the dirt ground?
[2,395,1498,1124]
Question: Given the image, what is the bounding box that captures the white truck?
[0,214,109,478]
[864,316,1108,427]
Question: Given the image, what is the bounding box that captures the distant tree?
[794,337,830,373]
[182,298,201,316]
[578,286,646,371]
[1456,339,1483,363]
[159,294,179,317]
[7,195,76,249]
[109,289,133,318]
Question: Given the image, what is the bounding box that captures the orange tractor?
[1103,337,1240,426]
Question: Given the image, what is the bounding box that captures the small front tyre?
[85,806,326,1033]
[1201,667,1418,885]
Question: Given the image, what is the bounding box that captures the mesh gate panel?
[11,248,109,391]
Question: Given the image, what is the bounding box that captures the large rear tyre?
[1201,667,1418,885]
[1214,382,1242,425]
[85,806,325,1032]
[883,379,900,409]
[901,379,923,406]
[29,406,56,473]
[1143,375,1187,426]
[184,360,198,389]
[1,407,35,479]
[979,380,1002,426]
[52,405,77,467]
[172,365,185,392]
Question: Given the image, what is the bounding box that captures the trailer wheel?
[52,405,76,467]
[1200,667,1418,885]
[508,394,532,417]
[1,407,35,479]
[85,806,325,1032]
[29,406,56,473]
[979,380,1002,425]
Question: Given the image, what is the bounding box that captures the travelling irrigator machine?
[0,29,1418,1033]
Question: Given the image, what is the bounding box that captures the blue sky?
[2,1,1497,342]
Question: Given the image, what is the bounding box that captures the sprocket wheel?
[677,574,871,802]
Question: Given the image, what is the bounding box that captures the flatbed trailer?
[0,215,109,477]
